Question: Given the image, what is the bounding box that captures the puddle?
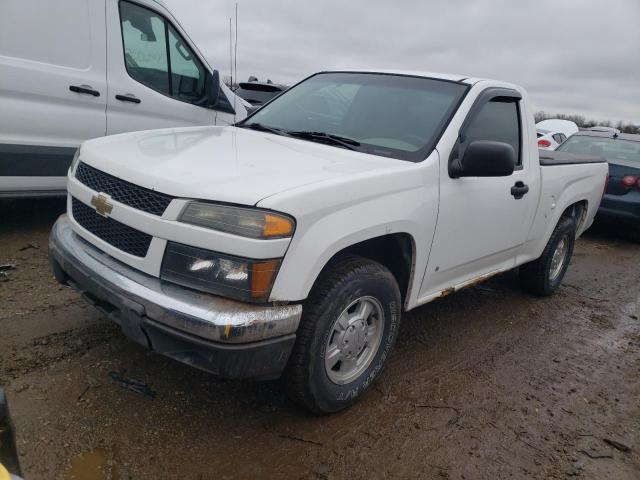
[63,449,112,480]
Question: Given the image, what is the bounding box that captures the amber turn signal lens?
[263,214,293,238]
[251,259,281,299]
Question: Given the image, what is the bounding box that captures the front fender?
[269,189,431,303]
[260,157,439,305]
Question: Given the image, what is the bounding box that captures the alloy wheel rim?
[324,296,384,385]
[549,235,569,281]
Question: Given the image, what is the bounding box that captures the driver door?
[105,0,234,135]
[419,88,539,298]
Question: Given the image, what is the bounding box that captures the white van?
[0,0,247,197]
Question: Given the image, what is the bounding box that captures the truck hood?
[79,126,406,206]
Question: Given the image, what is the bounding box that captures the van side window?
[167,25,206,103]
[119,1,206,104]
[464,98,522,165]
[120,2,169,95]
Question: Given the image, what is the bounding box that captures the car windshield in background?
[557,135,640,164]
[238,72,468,161]
[235,83,285,105]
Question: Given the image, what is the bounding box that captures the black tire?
[520,215,576,296]
[285,255,401,414]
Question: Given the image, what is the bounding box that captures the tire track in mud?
[1,321,120,381]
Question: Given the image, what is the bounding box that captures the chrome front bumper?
[48,215,302,379]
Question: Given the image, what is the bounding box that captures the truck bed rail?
[539,150,606,166]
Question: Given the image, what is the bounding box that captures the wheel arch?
[293,232,417,310]
[519,196,591,268]
[333,233,416,308]
[560,199,588,233]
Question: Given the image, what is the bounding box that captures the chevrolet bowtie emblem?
[90,193,113,217]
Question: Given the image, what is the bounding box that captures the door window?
[464,98,522,165]
[120,2,169,94]
[119,1,205,104]
[167,25,206,103]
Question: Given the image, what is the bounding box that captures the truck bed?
[538,150,606,166]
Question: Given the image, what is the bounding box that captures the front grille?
[71,198,152,257]
[75,162,173,216]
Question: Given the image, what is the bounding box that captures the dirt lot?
[1,198,639,480]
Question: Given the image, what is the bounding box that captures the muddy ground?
[1,198,639,480]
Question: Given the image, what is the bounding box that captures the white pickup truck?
[49,70,608,413]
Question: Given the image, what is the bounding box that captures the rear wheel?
[520,216,576,296]
[285,255,401,414]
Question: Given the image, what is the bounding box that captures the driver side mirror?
[208,70,220,108]
[449,140,516,178]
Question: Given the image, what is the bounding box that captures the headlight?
[161,242,281,303]
[69,148,81,174]
[179,202,294,239]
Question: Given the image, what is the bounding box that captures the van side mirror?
[208,70,220,108]
[449,140,516,178]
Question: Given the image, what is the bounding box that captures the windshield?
[557,135,640,164]
[239,72,468,161]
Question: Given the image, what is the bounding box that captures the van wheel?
[520,216,576,296]
[285,255,401,414]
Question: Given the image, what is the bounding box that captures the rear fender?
[517,163,607,264]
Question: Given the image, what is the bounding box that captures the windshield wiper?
[238,125,361,151]
[287,131,361,151]
[237,122,291,137]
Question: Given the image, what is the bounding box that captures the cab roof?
[317,69,506,88]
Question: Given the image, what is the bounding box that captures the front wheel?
[285,255,401,414]
[520,216,576,296]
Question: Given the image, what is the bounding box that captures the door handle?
[115,94,141,104]
[69,85,100,97]
[511,181,530,199]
